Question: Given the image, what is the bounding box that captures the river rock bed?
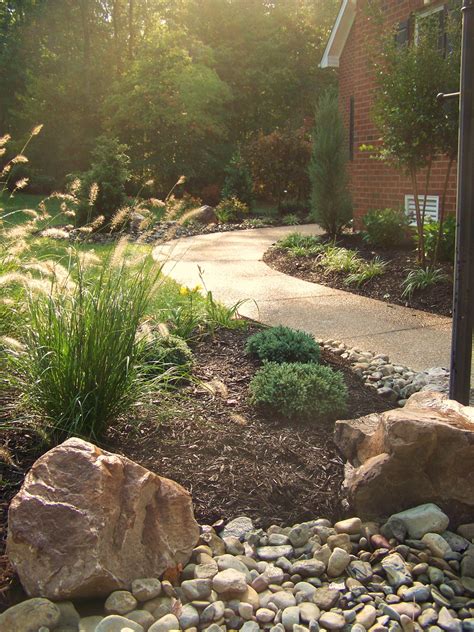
[317,340,459,406]
[3,504,474,632]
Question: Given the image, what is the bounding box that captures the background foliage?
[0,0,338,198]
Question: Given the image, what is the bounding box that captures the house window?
[349,96,355,161]
[395,19,411,47]
[415,4,448,53]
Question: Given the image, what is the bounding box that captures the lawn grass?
[0,192,62,228]
[0,192,237,331]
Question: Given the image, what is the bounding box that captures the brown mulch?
[0,325,392,608]
[263,233,453,318]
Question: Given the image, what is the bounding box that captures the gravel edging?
[317,339,452,407]
[3,506,474,631]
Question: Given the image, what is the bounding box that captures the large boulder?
[334,392,474,524]
[7,438,199,600]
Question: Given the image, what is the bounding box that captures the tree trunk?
[420,159,432,229]
[112,0,122,75]
[79,0,91,124]
[432,155,455,266]
[411,168,426,268]
[128,0,135,60]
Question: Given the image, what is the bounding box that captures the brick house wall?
[337,0,458,226]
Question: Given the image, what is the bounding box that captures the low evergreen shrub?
[363,208,411,248]
[245,326,320,364]
[249,361,348,421]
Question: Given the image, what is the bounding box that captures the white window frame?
[414,3,445,44]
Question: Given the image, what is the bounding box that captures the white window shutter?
[405,194,439,225]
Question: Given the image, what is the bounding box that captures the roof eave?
[320,0,357,69]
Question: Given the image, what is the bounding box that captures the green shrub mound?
[363,208,411,248]
[245,326,320,364]
[142,333,194,376]
[249,361,348,422]
[420,217,456,263]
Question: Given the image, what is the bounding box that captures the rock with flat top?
[334,392,474,523]
[7,437,199,599]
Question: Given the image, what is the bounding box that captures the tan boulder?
[7,438,199,600]
[196,205,217,224]
[334,392,474,524]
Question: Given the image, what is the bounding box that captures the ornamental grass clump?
[401,266,448,299]
[249,362,347,422]
[276,232,321,251]
[245,326,320,364]
[10,240,162,442]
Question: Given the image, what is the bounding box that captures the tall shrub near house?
[373,12,460,266]
[309,89,352,238]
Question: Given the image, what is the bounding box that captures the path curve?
[154,225,452,371]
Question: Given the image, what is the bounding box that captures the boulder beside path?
[6,437,200,600]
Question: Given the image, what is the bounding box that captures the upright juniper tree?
[309,89,352,238]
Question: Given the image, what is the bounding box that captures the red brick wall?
[338,0,458,226]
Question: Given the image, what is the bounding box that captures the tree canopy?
[0,0,338,195]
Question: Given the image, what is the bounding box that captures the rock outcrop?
[334,391,474,524]
[7,437,200,600]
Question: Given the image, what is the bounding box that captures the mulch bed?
[0,325,393,609]
[263,233,454,318]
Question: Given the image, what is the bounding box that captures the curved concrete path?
[154,225,452,371]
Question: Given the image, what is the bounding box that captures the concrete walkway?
[154,225,452,371]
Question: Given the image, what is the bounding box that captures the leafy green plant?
[165,284,205,340]
[363,208,411,248]
[401,266,448,299]
[246,326,320,364]
[249,361,347,422]
[317,246,362,274]
[282,213,301,226]
[309,88,352,238]
[420,217,456,263]
[140,329,194,379]
[215,197,249,223]
[276,232,320,251]
[8,242,162,442]
[204,290,247,334]
[345,257,387,287]
[165,278,247,339]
